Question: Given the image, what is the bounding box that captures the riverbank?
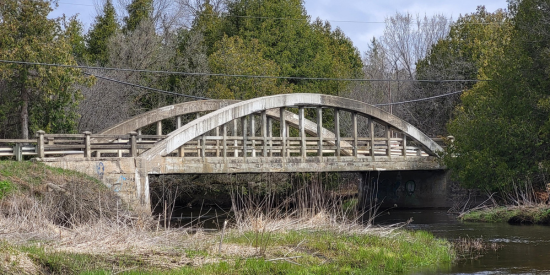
[0,161,455,274]
[460,205,550,224]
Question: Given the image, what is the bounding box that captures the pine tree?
[123,0,153,33]
[86,0,119,65]
[0,0,92,139]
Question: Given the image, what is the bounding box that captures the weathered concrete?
[39,94,446,213]
[141,94,442,160]
[99,99,354,155]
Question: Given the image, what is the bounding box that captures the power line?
[375,90,463,106]
[0,60,489,83]
[84,72,209,100]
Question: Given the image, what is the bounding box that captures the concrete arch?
[100,100,240,135]
[141,94,443,160]
[99,99,354,156]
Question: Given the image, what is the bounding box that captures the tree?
[219,0,362,96]
[86,0,119,65]
[0,0,92,139]
[444,1,549,191]
[123,0,153,32]
[208,35,291,99]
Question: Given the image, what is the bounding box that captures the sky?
[49,0,509,55]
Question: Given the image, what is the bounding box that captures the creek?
[376,209,550,274]
[162,206,550,273]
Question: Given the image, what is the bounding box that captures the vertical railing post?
[402,134,407,157]
[280,108,286,157]
[334,108,341,157]
[129,131,138,157]
[242,116,247,159]
[369,118,375,160]
[261,111,267,157]
[215,127,220,157]
[156,121,162,136]
[14,143,22,162]
[352,112,358,157]
[222,123,227,159]
[233,119,238,157]
[250,115,256,157]
[83,131,92,158]
[299,106,306,158]
[316,107,323,158]
[117,138,122,158]
[386,126,392,158]
[37,130,45,158]
[268,117,273,157]
[177,116,182,128]
[201,134,206,159]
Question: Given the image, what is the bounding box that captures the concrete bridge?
[0,94,448,212]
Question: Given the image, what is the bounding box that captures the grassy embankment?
[0,161,455,274]
[460,205,550,224]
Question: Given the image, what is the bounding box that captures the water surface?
[376,209,550,274]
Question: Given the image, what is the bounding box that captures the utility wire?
[0,60,489,83]
[375,90,464,106]
[83,72,209,100]
[88,71,464,105]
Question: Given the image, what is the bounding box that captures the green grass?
[0,160,104,192]
[461,206,550,224]
[0,230,454,275]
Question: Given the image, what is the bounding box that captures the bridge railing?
[1,131,167,160]
[0,130,435,160]
[176,135,428,158]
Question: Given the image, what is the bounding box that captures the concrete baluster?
[37,130,45,158]
[83,131,92,158]
[129,132,138,157]
[299,106,306,158]
[280,108,286,157]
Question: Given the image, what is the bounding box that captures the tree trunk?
[21,87,29,139]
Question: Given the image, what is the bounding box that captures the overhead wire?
[374,90,464,106]
[0,60,489,83]
[83,72,209,100]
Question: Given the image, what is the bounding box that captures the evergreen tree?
[0,0,92,139]
[86,0,119,65]
[123,0,153,33]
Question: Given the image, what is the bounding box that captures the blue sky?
[50,0,509,55]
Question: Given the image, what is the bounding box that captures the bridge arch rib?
[141,94,443,160]
[99,99,355,156]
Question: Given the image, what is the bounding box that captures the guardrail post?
[83,131,92,158]
[130,132,138,157]
[36,130,45,158]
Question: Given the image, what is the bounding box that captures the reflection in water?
[375,209,550,274]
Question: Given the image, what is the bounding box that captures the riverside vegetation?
[0,161,455,274]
